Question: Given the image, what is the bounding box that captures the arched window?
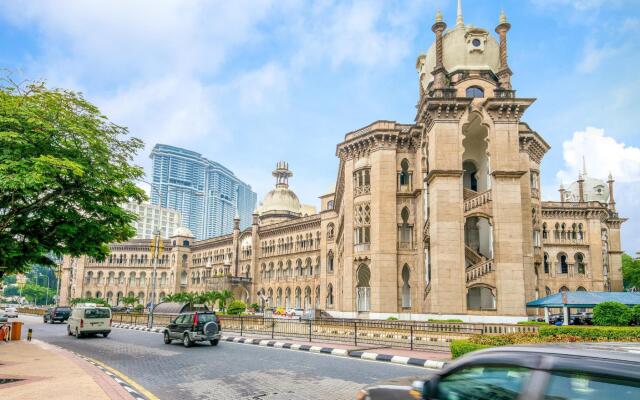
[295,287,302,309]
[399,207,412,248]
[401,264,411,308]
[304,286,312,310]
[180,271,187,285]
[559,286,569,293]
[545,286,551,296]
[554,223,560,239]
[558,253,569,274]
[137,291,145,303]
[398,159,411,191]
[95,291,102,299]
[542,223,548,239]
[327,223,335,240]
[85,291,92,298]
[327,250,334,273]
[285,288,292,309]
[577,286,587,292]
[327,200,334,209]
[315,286,320,309]
[543,253,550,274]
[571,223,577,240]
[575,253,585,274]
[467,286,495,310]
[106,291,113,305]
[267,288,273,307]
[116,291,123,305]
[326,284,334,307]
[356,264,371,312]
[466,86,484,98]
[578,223,584,240]
[276,288,283,307]
[462,160,478,192]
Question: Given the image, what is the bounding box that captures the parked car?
[43,306,72,324]
[163,311,222,347]
[4,307,18,318]
[67,304,112,338]
[356,343,640,400]
[0,313,8,323]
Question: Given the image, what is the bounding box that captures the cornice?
[426,169,463,184]
[484,98,535,123]
[419,98,472,131]
[491,170,527,179]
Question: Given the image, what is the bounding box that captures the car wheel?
[75,328,82,339]
[163,332,172,344]
[43,317,47,323]
[183,333,192,348]
[102,332,109,338]
[210,339,219,346]
[67,326,73,336]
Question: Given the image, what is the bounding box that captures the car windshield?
[84,308,111,319]
[57,307,71,312]
[197,313,217,323]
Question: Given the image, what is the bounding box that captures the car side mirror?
[421,376,440,399]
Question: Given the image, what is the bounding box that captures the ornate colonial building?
[59,3,625,322]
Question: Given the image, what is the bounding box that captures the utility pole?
[147,230,162,328]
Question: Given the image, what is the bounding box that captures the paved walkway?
[0,339,141,400]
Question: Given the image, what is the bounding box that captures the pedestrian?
[27,328,32,342]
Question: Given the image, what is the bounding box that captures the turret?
[607,173,616,211]
[430,10,448,94]
[495,10,513,90]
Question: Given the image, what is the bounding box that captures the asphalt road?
[19,314,432,400]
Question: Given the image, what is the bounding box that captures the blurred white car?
[4,307,18,318]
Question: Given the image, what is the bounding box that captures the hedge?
[539,325,640,341]
[450,340,490,358]
[593,302,633,326]
[428,319,463,323]
[517,321,547,325]
[227,300,247,316]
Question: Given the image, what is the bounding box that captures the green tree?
[121,295,138,307]
[622,253,640,290]
[593,301,633,326]
[69,297,108,307]
[0,77,146,279]
[217,290,234,313]
[22,283,55,305]
[227,300,246,315]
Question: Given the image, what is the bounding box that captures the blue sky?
[1,0,639,252]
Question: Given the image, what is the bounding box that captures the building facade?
[150,144,257,240]
[122,202,182,239]
[59,5,625,322]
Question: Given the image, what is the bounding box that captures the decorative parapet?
[485,98,535,123]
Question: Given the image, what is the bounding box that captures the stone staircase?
[466,259,495,284]
[465,245,485,265]
[463,189,492,214]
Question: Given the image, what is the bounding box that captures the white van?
[67,304,111,338]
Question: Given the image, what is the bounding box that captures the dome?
[258,187,302,215]
[171,227,194,238]
[565,175,610,203]
[418,24,500,91]
[257,161,303,223]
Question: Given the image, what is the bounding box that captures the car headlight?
[355,389,370,400]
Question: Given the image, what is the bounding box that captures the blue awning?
[526,291,640,308]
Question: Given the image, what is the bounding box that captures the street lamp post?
[147,229,161,328]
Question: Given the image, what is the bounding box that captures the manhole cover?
[0,378,25,385]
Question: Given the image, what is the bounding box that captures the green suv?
[163,311,222,347]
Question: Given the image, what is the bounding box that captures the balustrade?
[463,189,492,213]
[466,259,494,283]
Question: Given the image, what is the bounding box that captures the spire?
[582,155,587,176]
[272,161,293,189]
[435,9,443,23]
[559,181,566,203]
[607,172,616,211]
[456,0,464,27]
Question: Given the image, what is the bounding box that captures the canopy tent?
[526,291,640,325]
[152,302,208,314]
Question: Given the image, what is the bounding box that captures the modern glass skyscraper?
[150,144,257,240]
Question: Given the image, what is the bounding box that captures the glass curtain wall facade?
[150,144,257,240]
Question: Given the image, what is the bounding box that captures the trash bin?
[11,321,23,341]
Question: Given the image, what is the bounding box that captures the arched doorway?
[401,264,411,308]
[467,286,495,310]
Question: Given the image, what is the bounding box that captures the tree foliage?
[121,295,138,306]
[622,253,640,290]
[70,297,108,306]
[593,301,633,326]
[0,76,146,278]
[227,300,246,315]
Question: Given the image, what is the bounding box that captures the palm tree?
[202,291,220,310]
[217,290,234,313]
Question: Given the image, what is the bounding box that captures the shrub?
[227,300,247,315]
[134,304,144,312]
[631,305,640,325]
[593,301,633,326]
[387,316,398,321]
[450,340,490,358]
[469,333,545,346]
[249,303,260,311]
[517,321,547,325]
[539,325,640,341]
[427,319,463,323]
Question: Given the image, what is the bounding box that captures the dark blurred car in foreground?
[43,306,71,323]
[356,343,640,400]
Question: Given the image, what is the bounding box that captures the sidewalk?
[0,339,139,400]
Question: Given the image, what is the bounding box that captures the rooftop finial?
[272,161,293,189]
[456,0,464,27]
[435,9,443,23]
[499,9,507,24]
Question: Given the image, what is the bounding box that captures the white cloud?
[531,0,622,11]
[576,40,620,73]
[556,127,640,183]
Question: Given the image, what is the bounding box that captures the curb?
[112,323,446,369]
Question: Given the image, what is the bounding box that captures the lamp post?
[147,229,161,328]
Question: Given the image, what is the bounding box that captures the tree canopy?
[0,76,146,278]
[622,253,640,290]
